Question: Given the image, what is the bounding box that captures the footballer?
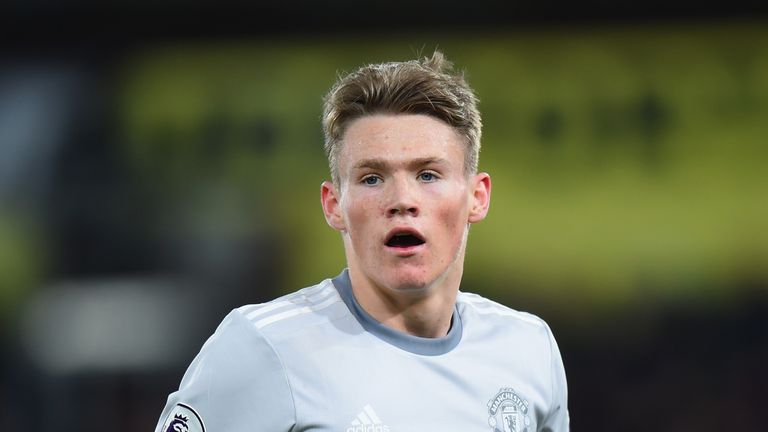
[156,50,569,432]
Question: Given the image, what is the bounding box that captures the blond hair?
[322,50,482,185]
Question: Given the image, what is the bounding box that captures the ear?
[321,181,346,231]
[468,172,491,224]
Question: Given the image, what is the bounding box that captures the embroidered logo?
[161,403,205,432]
[346,404,391,432]
[166,414,189,432]
[487,388,531,432]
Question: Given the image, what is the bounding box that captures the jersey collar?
[331,269,463,356]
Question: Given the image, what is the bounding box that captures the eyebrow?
[353,157,449,171]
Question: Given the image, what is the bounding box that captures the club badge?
[487,388,531,432]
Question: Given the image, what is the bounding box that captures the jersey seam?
[234,308,299,431]
[458,295,544,327]
[245,281,339,330]
[241,280,331,316]
[253,301,349,343]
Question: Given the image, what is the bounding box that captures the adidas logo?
[345,404,391,432]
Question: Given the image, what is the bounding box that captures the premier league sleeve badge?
[161,403,206,432]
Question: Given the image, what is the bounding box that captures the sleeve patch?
[161,403,206,432]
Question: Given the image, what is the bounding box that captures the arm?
[155,309,296,432]
[539,324,569,432]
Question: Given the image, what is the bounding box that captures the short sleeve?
[540,324,569,432]
[155,309,296,432]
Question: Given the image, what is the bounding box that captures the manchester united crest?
[487,388,531,432]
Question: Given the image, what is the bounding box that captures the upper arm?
[540,324,569,432]
[155,309,296,432]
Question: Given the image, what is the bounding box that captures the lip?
[384,227,427,256]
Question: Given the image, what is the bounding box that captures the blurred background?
[1,1,767,431]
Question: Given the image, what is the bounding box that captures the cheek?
[343,195,379,236]
[437,197,470,239]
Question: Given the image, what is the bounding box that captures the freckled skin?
[321,114,491,337]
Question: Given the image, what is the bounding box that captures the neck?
[347,264,463,338]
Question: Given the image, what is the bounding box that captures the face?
[321,114,491,295]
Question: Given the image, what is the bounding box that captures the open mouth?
[386,232,426,248]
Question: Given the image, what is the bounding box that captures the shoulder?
[234,278,349,340]
[189,278,348,366]
[179,278,345,384]
[156,279,346,432]
[456,291,567,398]
[157,306,298,431]
[455,290,559,350]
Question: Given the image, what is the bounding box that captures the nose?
[386,177,419,217]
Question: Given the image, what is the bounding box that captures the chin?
[388,278,429,292]
[381,267,442,295]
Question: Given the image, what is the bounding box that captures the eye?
[361,175,382,186]
[418,171,438,182]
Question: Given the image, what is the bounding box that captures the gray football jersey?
[156,270,569,432]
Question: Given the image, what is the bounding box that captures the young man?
[156,51,569,432]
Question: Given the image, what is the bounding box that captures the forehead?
[339,114,465,170]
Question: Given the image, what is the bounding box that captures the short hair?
[322,50,482,186]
